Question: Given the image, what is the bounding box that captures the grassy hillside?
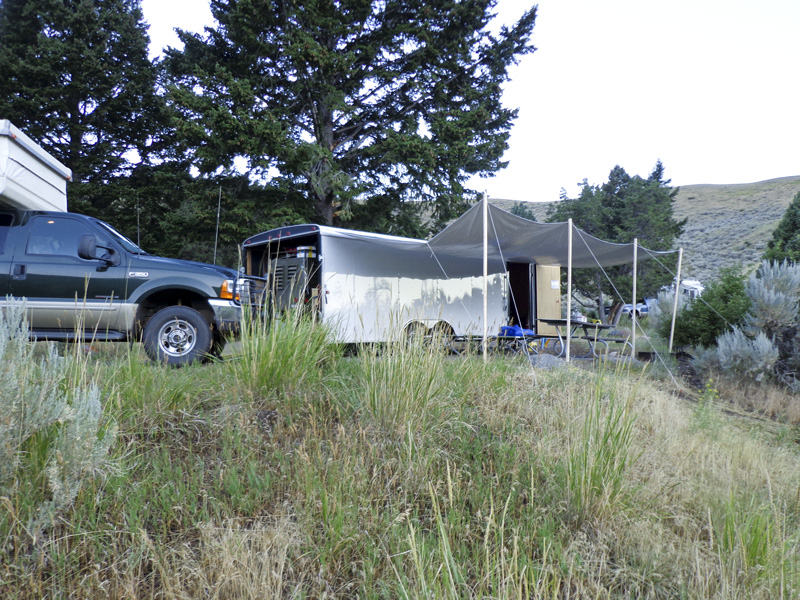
[505,175,800,285]
[672,176,800,282]
[3,311,800,598]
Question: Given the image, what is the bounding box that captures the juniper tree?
[164,0,537,234]
[547,161,686,322]
[764,191,800,263]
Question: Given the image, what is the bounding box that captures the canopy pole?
[632,238,638,358]
[482,192,488,362]
[668,247,683,353]
[566,218,573,363]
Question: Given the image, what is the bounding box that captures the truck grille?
[236,276,268,310]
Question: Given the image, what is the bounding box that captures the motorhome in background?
[241,224,562,344]
[681,279,704,299]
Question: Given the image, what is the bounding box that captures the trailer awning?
[428,201,673,269]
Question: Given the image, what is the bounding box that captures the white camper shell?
[242,223,561,344]
[0,120,71,212]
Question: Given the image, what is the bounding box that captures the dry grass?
[3,329,800,598]
[713,375,800,425]
[145,516,297,600]
[672,176,800,282]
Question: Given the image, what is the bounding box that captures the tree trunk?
[608,302,624,326]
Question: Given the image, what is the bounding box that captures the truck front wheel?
[143,306,213,366]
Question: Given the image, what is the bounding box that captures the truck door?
[0,213,13,298]
[9,215,128,332]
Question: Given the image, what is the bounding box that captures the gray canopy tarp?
[427,200,674,271]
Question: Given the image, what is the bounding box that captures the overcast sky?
[141,0,800,203]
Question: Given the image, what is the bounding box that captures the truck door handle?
[12,264,26,280]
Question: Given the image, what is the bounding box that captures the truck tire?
[208,331,226,361]
[143,306,213,366]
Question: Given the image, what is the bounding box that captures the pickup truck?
[0,208,263,366]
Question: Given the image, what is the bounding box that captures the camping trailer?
[241,223,562,344]
[242,200,677,349]
[0,120,71,212]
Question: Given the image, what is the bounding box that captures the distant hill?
[500,175,800,285]
[671,176,800,283]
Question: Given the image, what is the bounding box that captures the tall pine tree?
[547,161,686,322]
[165,0,537,234]
[0,0,161,212]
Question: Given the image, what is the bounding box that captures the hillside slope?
[672,175,800,282]
[509,175,800,285]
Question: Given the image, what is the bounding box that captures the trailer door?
[535,265,561,336]
[507,262,532,329]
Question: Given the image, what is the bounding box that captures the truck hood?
[133,254,238,278]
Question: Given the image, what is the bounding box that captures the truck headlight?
[220,279,239,301]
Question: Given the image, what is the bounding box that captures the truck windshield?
[93,219,148,254]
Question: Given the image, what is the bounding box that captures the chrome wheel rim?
[158,319,196,357]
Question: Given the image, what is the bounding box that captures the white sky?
[142,0,800,203]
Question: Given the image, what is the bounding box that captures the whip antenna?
[213,186,222,264]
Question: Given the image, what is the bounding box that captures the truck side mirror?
[78,234,98,259]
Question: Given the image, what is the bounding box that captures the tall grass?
[3,310,800,598]
[567,365,640,523]
[225,307,340,400]
[145,516,296,600]
[354,333,458,437]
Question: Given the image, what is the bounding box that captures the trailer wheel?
[143,306,213,366]
[404,322,428,347]
[429,322,456,354]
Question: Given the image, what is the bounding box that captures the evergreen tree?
[510,201,537,221]
[547,161,686,322]
[105,165,314,266]
[0,0,161,212]
[164,0,537,234]
[658,266,750,348]
[764,191,800,263]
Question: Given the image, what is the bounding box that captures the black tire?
[142,306,213,366]
[207,331,226,362]
[429,322,456,354]
[404,322,428,346]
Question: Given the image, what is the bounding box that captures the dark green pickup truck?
[0,209,264,365]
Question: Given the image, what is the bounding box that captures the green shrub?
[694,328,779,382]
[660,266,750,348]
[0,301,116,536]
[743,260,800,385]
[693,261,800,388]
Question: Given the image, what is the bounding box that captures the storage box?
[0,120,71,212]
[296,246,317,258]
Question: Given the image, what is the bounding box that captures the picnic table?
[537,318,631,358]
